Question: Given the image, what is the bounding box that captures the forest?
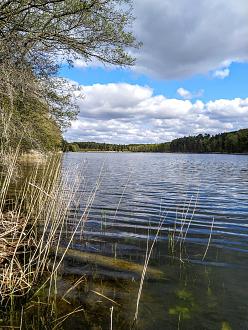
[63,140,171,152]
[64,128,248,154]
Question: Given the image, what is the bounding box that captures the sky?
[61,0,248,144]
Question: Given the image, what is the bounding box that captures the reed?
[1,154,59,302]
[202,217,215,261]
[0,150,99,327]
[133,216,166,324]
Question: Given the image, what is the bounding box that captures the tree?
[0,0,138,66]
[0,0,139,151]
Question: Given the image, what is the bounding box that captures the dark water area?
[60,152,248,330]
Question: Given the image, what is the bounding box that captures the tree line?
[170,129,248,153]
[63,140,171,152]
[64,128,248,154]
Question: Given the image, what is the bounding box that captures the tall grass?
[0,151,99,327]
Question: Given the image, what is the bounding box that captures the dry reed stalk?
[62,275,86,300]
[52,306,85,329]
[170,192,199,262]
[133,215,166,324]
[0,152,100,308]
[202,217,215,261]
[90,290,120,306]
[110,306,114,330]
[0,150,104,330]
[182,190,199,242]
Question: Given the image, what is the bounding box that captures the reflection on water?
[7,152,248,329]
[63,152,248,256]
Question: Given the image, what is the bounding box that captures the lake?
[58,152,248,329]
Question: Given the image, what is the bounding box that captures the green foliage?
[0,64,67,151]
[170,129,248,154]
[64,141,171,152]
[169,287,199,321]
[176,289,193,301]
[169,306,191,319]
[221,321,232,330]
[0,0,138,152]
[64,129,248,154]
[68,143,80,152]
[0,0,139,68]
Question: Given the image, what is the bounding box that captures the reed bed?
[0,150,100,328]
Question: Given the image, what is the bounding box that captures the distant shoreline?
[64,128,248,154]
[64,150,248,155]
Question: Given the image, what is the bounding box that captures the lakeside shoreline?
[64,150,248,155]
[64,128,248,154]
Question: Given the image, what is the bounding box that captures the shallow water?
[59,152,248,329]
[4,152,248,329]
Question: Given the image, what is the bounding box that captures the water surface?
[60,152,248,329]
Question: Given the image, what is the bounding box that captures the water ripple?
[63,152,248,260]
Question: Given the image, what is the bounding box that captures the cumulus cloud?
[177,88,204,99]
[213,68,230,79]
[132,0,248,78]
[63,82,248,143]
[177,88,192,99]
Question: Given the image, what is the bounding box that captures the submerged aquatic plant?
[169,305,191,320]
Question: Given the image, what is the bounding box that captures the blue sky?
[62,0,248,144]
[60,62,248,102]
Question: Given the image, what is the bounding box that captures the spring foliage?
[0,0,138,151]
[64,129,248,154]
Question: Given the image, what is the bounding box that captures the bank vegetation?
[64,128,248,154]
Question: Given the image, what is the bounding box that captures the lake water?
[58,152,248,329]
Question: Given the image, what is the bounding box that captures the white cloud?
[63,82,248,143]
[177,88,192,99]
[73,58,104,69]
[177,88,204,99]
[213,68,230,79]
[207,98,248,119]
